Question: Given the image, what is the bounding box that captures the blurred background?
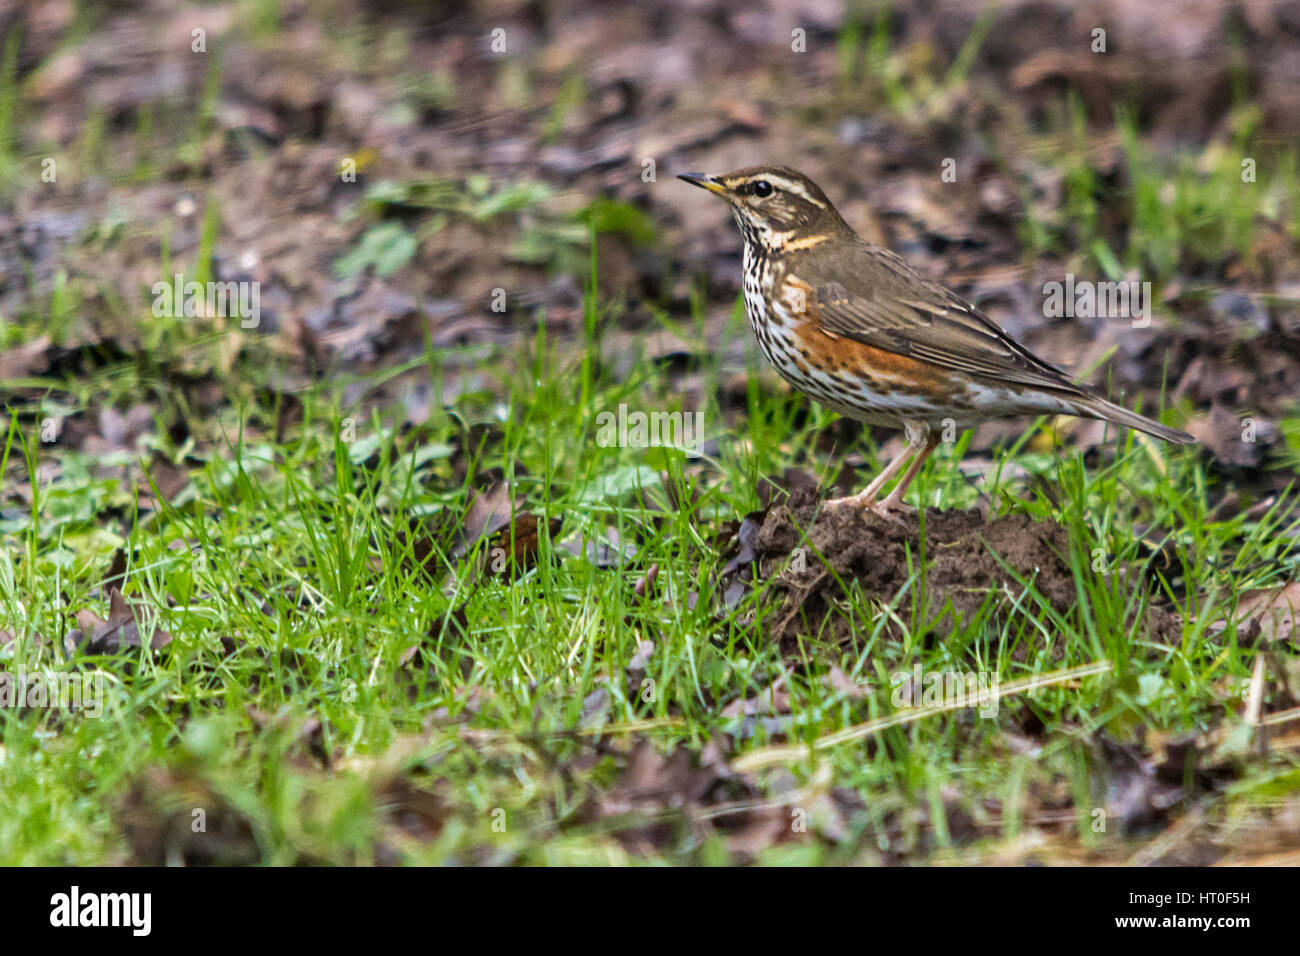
[2,0,1299,475]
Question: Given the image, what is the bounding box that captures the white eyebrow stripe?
[758,174,828,208]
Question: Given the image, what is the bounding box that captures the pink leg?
[825,441,916,507]
[873,434,940,512]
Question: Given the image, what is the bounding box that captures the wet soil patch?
[730,490,1179,661]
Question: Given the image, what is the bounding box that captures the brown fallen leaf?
[0,335,52,379]
[625,639,656,704]
[273,391,305,444]
[1233,583,1300,646]
[720,509,765,578]
[452,481,520,559]
[101,548,128,594]
[141,452,191,507]
[482,512,562,579]
[68,587,172,655]
[1184,402,1271,468]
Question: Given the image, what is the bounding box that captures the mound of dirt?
[728,491,1179,660]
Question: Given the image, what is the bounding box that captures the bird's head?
[677,165,849,248]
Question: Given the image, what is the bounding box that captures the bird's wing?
[795,242,1089,396]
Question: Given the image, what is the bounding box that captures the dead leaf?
[1234,583,1300,645]
[69,586,172,655]
[1185,403,1270,468]
[453,481,520,558]
[482,512,561,579]
[0,336,51,378]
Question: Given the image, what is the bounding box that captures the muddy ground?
[722,492,1181,659]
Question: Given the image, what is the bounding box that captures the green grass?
[2,3,1299,866]
[1,273,1297,863]
[0,26,23,194]
[835,3,995,121]
[1012,97,1300,284]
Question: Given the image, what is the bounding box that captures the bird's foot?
[824,492,915,524]
[866,496,915,525]
[825,490,879,509]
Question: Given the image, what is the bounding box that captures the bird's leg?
[826,428,921,509]
[871,432,940,516]
[826,444,913,508]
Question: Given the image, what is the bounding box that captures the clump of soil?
[730,490,1178,660]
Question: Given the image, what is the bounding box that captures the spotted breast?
[742,243,964,427]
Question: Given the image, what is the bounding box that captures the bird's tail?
[1074,395,1195,445]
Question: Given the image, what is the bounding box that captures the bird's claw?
[824,492,874,509]
[823,494,915,526]
[867,498,915,525]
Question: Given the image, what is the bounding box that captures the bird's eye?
[752,180,773,198]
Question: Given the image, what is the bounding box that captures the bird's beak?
[677,172,729,197]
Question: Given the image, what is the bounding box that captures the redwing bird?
[679,165,1193,514]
